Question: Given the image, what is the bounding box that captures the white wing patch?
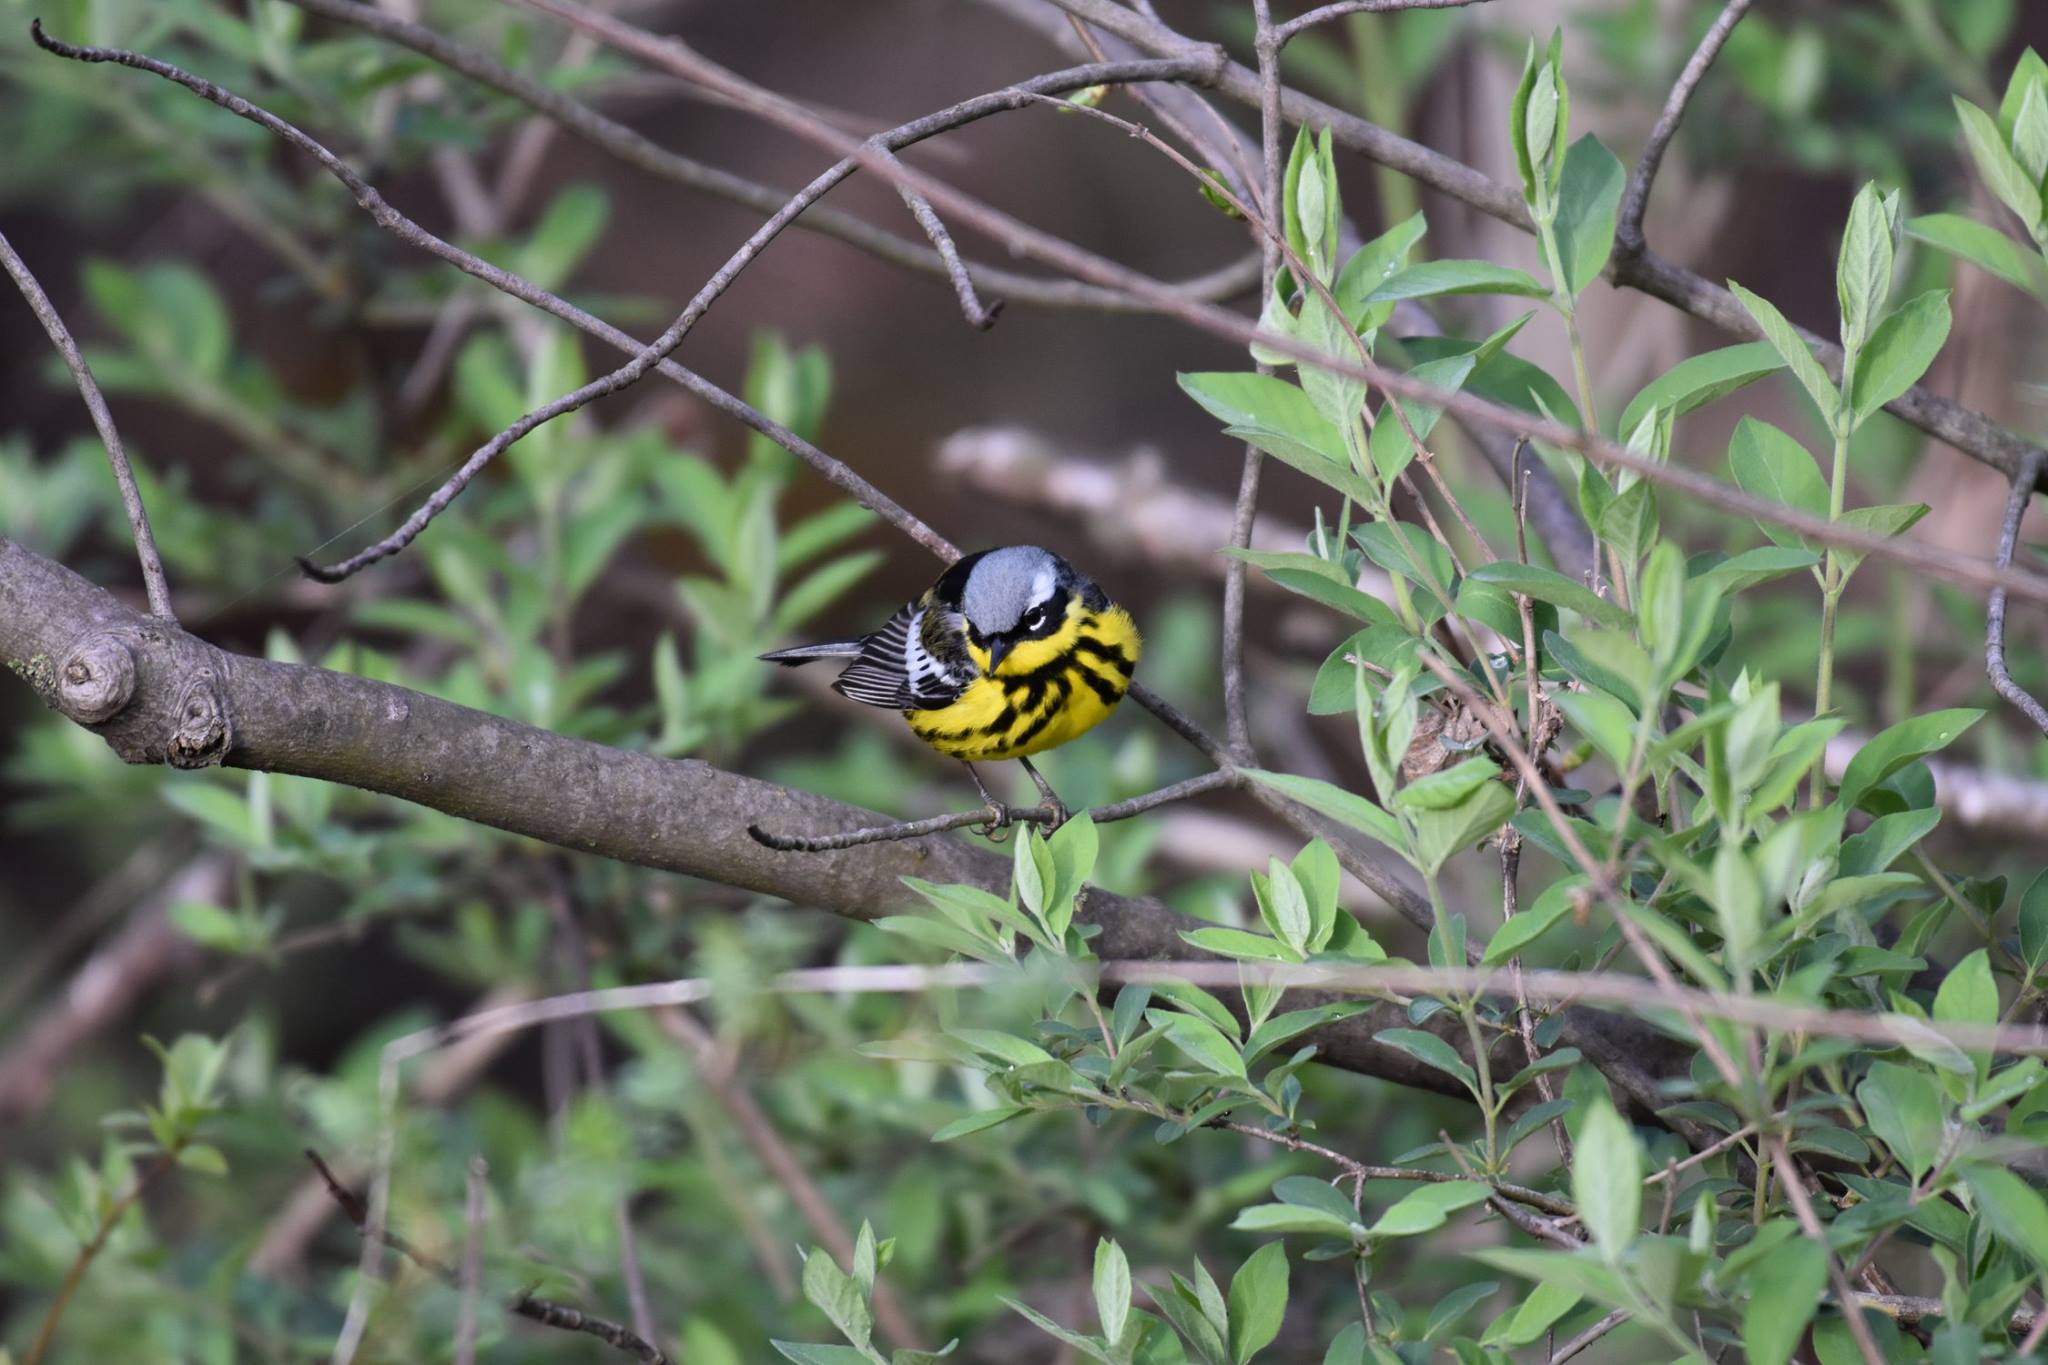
[832,605,968,710]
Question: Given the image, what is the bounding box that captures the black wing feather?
[832,604,967,710]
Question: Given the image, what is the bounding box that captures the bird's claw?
[977,802,1014,841]
[1035,799,1070,830]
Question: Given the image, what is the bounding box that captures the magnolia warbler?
[760,545,1141,816]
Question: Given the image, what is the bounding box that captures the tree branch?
[1615,0,1752,255]
[0,532,1495,1100]
[1273,0,1493,46]
[1986,449,2048,735]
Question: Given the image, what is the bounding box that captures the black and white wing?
[831,605,967,710]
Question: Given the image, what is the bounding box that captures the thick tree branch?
[0,532,1532,1100]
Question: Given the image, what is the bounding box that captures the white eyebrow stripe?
[1029,568,1056,606]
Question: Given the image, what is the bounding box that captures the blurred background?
[3,0,2046,1358]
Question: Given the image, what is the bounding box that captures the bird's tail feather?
[759,640,864,666]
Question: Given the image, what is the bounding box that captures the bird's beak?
[985,636,1013,674]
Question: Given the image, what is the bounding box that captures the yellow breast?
[905,604,1141,762]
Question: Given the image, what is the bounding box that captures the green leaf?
[1095,1240,1131,1346]
[1957,97,2043,232]
[1856,1061,1945,1180]
[1228,1203,1356,1238]
[1179,373,1346,464]
[1964,1165,2048,1269]
[1934,947,1997,1035]
[1242,771,1409,863]
[776,551,883,632]
[1552,135,1624,296]
[168,901,248,953]
[948,1029,1056,1068]
[1839,808,1942,876]
[1245,1003,1372,1064]
[1850,291,1951,425]
[1551,688,1637,771]
[1728,417,1827,549]
[1257,858,1313,957]
[1394,756,1501,812]
[772,1343,876,1365]
[1741,1239,1828,1365]
[176,1142,228,1176]
[802,1246,873,1351]
[1838,709,1984,809]
[1334,211,1428,325]
[1572,1097,1640,1260]
[1729,282,1840,421]
[1700,546,1822,595]
[1369,1181,1492,1237]
[1836,182,1899,354]
[1478,1280,1581,1347]
[1227,1242,1288,1365]
[1466,561,1630,628]
[1361,260,1550,307]
[1181,927,1297,963]
[930,1106,1029,1142]
[1375,1028,1477,1092]
[1907,213,2048,300]
[1367,353,1475,486]
[1617,342,1782,443]
[1411,780,1517,876]
[2022,870,2048,974]
[1483,877,1584,967]
[1831,501,1928,581]
[1156,1013,1248,1079]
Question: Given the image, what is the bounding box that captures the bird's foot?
[976,802,1014,842]
[1033,797,1070,831]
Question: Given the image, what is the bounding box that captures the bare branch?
[303,1150,669,1363]
[872,141,1004,329]
[1987,449,2048,734]
[657,1008,925,1351]
[453,1157,487,1365]
[0,228,173,618]
[284,0,1259,316]
[1616,0,1753,255]
[1274,0,1492,46]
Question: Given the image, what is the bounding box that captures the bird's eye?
[1022,607,1045,630]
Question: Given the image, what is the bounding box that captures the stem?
[24,1151,178,1365]
[1811,409,1852,803]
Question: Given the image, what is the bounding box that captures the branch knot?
[56,635,137,724]
[166,673,233,769]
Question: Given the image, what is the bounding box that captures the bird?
[759,545,1141,822]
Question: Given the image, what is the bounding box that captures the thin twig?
[0,228,173,618]
[1987,449,2048,734]
[871,142,1003,328]
[657,1008,925,1351]
[1770,1136,1886,1365]
[303,1150,670,1363]
[1551,1309,1630,1364]
[454,1157,487,1365]
[1273,0,1492,45]
[1215,1118,1575,1217]
[285,0,1259,316]
[280,50,1191,580]
[1615,0,1753,256]
[22,1152,178,1365]
[750,769,1236,852]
